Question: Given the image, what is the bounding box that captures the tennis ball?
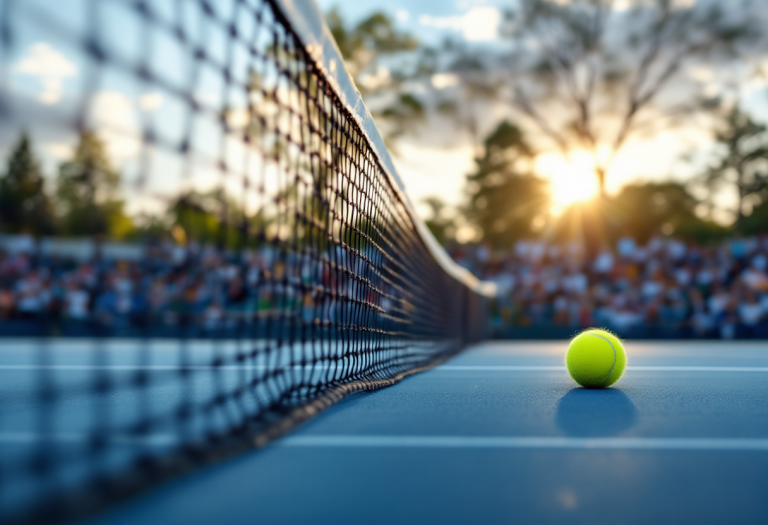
[565,329,626,389]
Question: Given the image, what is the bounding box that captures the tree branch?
[510,86,569,154]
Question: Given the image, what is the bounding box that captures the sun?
[535,150,600,210]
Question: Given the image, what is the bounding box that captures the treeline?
[0,132,131,238]
[0,132,390,252]
[0,132,248,246]
[327,5,768,250]
[430,109,768,249]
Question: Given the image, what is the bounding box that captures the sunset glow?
[535,150,601,209]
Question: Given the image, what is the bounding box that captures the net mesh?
[0,0,490,521]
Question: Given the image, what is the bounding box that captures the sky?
[315,0,768,221]
[2,0,285,220]
[316,0,510,44]
[2,0,509,223]
[3,0,768,228]
[316,0,513,214]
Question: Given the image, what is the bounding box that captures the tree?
[447,0,760,196]
[739,199,768,235]
[465,121,549,249]
[432,42,503,155]
[610,182,725,243]
[327,9,418,94]
[422,197,457,246]
[698,107,768,228]
[165,186,285,250]
[326,9,424,145]
[57,131,132,237]
[0,133,56,234]
[169,191,230,247]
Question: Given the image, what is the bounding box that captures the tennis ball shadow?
[556,389,637,437]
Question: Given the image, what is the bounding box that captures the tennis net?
[0,0,494,522]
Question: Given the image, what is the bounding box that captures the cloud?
[359,66,392,90]
[90,91,141,159]
[419,14,462,31]
[39,78,64,105]
[463,7,501,41]
[395,9,409,22]
[431,73,460,89]
[702,83,721,98]
[193,91,221,109]
[688,65,714,82]
[14,42,76,105]
[14,42,75,77]
[614,0,696,10]
[45,142,73,160]
[139,92,164,112]
[419,7,502,42]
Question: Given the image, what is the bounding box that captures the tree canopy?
[0,133,56,235]
[56,131,132,237]
[496,0,760,195]
[697,107,768,227]
[464,121,550,248]
[326,9,425,145]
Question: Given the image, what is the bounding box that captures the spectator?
[64,282,90,320]
[0,286,15,318]
[738,291,765,338]
[0,231,767,340]
[450,233,768,339]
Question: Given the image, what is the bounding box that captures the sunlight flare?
[535,150,600,208]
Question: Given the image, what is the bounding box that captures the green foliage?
[495,0,763,196]
[422,197,456,246]
[380,93,426,141]
[739,200,768,235]
[327,8,417,78]
[550,181,730,246]
[170,191,227,246]
[465,121,549,249]
[168,189,271,250]
[698,107,768,228]
[675,218,731,245]
[611,182,726,243]
[57,131,133,238]
[354,13,418,55]
[0,133,56,235]
[326,8,423,148]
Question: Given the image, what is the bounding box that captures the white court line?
[0,365,327,371]
[0,365,766,372]
[0,432,177,446]
[279,435,768,451]
[437,366,768,372]
[3,432,767,451]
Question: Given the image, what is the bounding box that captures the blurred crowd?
[451,235,768,339]
[0,238,314,336]
[2,234,768,339]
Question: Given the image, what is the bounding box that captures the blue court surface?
[68,340,768,525]
[2,340,767,524]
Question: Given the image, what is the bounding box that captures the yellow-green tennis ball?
[565,329,627,389]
